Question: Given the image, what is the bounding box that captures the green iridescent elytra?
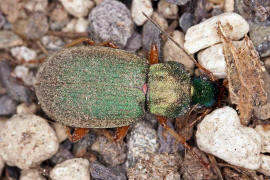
[35,46,217,128]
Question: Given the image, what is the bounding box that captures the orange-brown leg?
[114,125,129,142]
[65,37,95,48]
[97,41,118,49]
[149,44,159,65]
[157,116,210,169]
[65,126,89,142]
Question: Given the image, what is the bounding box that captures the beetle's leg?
[157,116,210,169]
[149,44,159,65]
[65,37,95,48]
[65,126,89,142]
[113,125,129,142]
[97,41,118,49]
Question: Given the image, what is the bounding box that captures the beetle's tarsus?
[65,37,95,48]
[113,125,129,142]
[149,44,159,65]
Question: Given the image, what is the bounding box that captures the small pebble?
[13,65,35,86]
[196,106,262,170]
[0,61,32,103]
[91,136,126,166]
[163,30,194,73]
[72,132,96,157]
[20,169,46,180]
[41,36,65,51]
[184,12,249,54]
[181,148,216,180]
[131,0,153,26]
[62,19,77,32]
[166,0,190,5]
[197,43,227,79]
[52,123,68,143]
[179,12,194,32]
[0,12,5,29]
[125,32,142,52]
[126,121,159,168]
[224,0,234,12]
[157,0,178,19]
[249,23,270,57]
[127,153,181,180]
[75,18,89,33]
[24,0,48,12]
[13,12,49,40]
[49,4,69,31]
[88,0,134,48]
[50,158,90,180]
[0,31,23,49]
[258,155,270,176]
[0,114,59,169]
[142,20,161,55]
[16,103,37,115]
[255,125,270,153]
[0,0,21,23]
[11,46,37,62]
[50,145,74,165]
[90,161,125,180]
[152,12,168,31]
[60,0,94,18]
[0,156,4,176]
[0,95,17,116]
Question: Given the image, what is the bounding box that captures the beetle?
[34,37,217,168]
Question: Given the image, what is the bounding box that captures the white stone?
[196,106,262,170]
[157,0,178,19]
[60,0,94,18]
[63,19,77,32]
[11,46,37,62]
[184,12,249,54]
[0,156,4,177]
[224,0,234,12]
[0,114,59,169]
[255,125,270,153]
[50,158,90,180]
[131,0,153,26]
[24,0,48,12]
[258,155,270,176]
[163,30,194,73]
[16,103,38,115]
[53,123,68,143]
[20,169,46,180]
[75,18,89,33]
[198,44,226,79]
[14,65,35,86]
[152,12,168,31]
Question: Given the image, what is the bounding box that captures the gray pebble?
[166,0,190,5]
[88,0,134,48]
[179,12,194,32]
[0,12,5,29]
[0,95,17,116]
[90,161,125,180]
[0,61,32,103]
[142,20,162,57]
[50,145,74,165]
[73,131,96,157]
[14,12,49,40]
[125,32,142,52]
[0,31,23,49]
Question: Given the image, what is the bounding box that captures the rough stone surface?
[0,95,17,116]
[0,61,32,103]
[152,12,168,31]
[91,136,126,166]
[72,132,96,157]
[20,169,46,180]
[88,0,134,48]
[0,114,59,169]
[60,0,94,18]
[179,12,194,32]
[196,106,262,170]
[16,103,37,115]
[125,32,142,52]
[131,0,153,26]
[163,30,194,73]
[0,156,4,177]
[127,153,181,180]
[52,123,68,143]
[11,46,37,62]
[126,121,159,168]
[41,36,64,51]
[184,12,249,54]
[24,0,48,12]
[158,0,178,19]
[50,145,74,165]
[255,125,270,153]
[50,158,90,180]
[75,18,89,33]
[166,0,190,5]
[14,65,35,86]
[0,31,23,49]
[258,155,270,176]
[198,43,227,79]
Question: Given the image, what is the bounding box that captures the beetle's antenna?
[142,12,217,82]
